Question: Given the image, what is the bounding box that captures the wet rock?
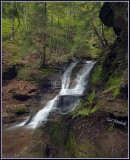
[56,95,82,113]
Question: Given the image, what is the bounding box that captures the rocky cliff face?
[91,2,128,117]
[99,2,128,73]
[99,2,128,40]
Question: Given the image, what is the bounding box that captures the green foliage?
[3,41,20,54]
[90,46,101,59]
[70,101,84,117]
[17,65,54,83]
[9,54,22,64]
[103,76,122,97]
[64,136,78,157]
[77,108,91,117]
[71,90,99,118]
[87,89,96,103]
[2,2,115,66]
[107,76,122,86]
[113,87,120,97]
[90,104,100,114]
[2,2,116,86]
[108,122,114,132]
[14,107,29,115]
[2,18,12,40]
[91,65,102,84]
[73,103,100,118]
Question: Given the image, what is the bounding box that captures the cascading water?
[26,62,77,129]
[13,60,96,129]
[60,61,96,95]
[56,60,96,113]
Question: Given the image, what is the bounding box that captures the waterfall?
[26,62,77,129]
[57,60,96,113]
[62,62,78,90]
[13,60,96,129]
[60,61,96,95]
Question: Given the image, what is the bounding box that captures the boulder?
[99,2,128,39]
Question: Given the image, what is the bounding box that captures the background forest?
[2,2,115,84]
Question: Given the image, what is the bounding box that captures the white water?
[60,61,96,95]
[13,60,96,129]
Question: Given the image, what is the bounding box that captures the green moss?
[108,122,114,132]
[77,108,91,117]
[113,87,120,97]
[64,135,78,157]
[90,65,102,84]
[90,104,100,114]
[9,54,22,64]
[103,76,122,97]
[14,107,29,115]
[71,90,98,118]
[107,76,122,86]
[87,89,96,103]
[73,103,100,118]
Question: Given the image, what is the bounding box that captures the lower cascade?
[16,60,96,129]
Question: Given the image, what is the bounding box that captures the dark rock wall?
[87,2,128,117]
[99,2,128,41]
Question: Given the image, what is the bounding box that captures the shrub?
[105,76,122,97]
[77,108,91,117]
[108,122,114,132]
[17,65,54,84]
[90,104,100,114]
[90,65,102,84]
[87,89,96,104]
[14,107,29,115]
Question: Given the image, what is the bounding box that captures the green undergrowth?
[87,89,96,103]
[72,103,100,118]
[64,135,78,157]
[14,107,29,115]
[103,76,122,97]
[17,65,54,84]
[90,64,102,85]
[108,122,114,132]
[90,104,100,114]
[3,41,20,54]
[71,89,100,118]
[10,45,37,64]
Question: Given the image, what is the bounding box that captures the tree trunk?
[91,22,105,48]
[86,4,106,49]
[24,3,27,33]
[43,2,46,66]
[11,2,15,41]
